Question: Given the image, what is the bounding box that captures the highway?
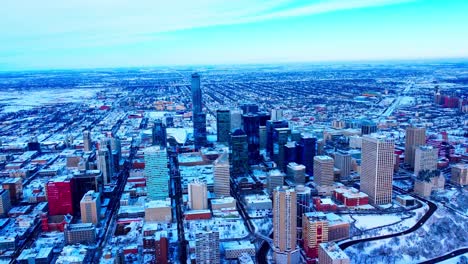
[339,186,437,250]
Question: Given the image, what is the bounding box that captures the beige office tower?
[314,156,335,186]
[80,190,101,225]
[273,186,299,264]
[451,164,468,186]
[360,134,395,205]
[414,145,438,176]
[405,126,426,168]
[214,153,230,197]
[188,180,208,210]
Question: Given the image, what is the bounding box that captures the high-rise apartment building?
[188,180,208,210]
[144,146,169,201]
[80,190,100,225]
[314,156,335,187]
[216,109,231,144]
[195,230,220,264]
[360,134,395,205]
[273,186,298,264]
[303,212,329,259]
[414,145,438,176]
[405,126,426,168]
[214,153,231,197]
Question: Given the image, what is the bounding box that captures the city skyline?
[1,0,468,70]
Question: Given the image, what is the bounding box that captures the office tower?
[2,178,22,205]
[287,162,306,185]
[258,112,271,126]
[268,170,285,194]
[214,153,231,197]
[271,108,284,121]
[0,190,11,217]
[83,130,92,151]
[332,120,345,129]
[273,127,291,171]
[314,156,335,187]
[195,230,220,264]
[64,223,96,245]
[266,120,289,158]
[192,73,207,150]
[291,130,301,142]
[230,129,249,176]
[361,120,377,135]
[259,125,267,150]
[295,185,312,230]
[152,119,167,148]
[297,135,317,175]
[451,164,468,186]
[47,176,74,216]
[284,142,297,165]
[318,242,350,264]
[28,136,41,152]
[188,180,208,210]
[405,126,426,168]
[73,171,102,214]
[100,137,114,173]
[97,149,112,185]
[303,212,329,259]
[230,110,243,131]
[361,135,395,205]
[273,186,298,264]
[216,110,231,144]
[414,146,438,176]
[191,73,202,114]
[240,103,259,114]
[242,113,260,164]
[111,137,122,171]
[334,151,352,179]
[164,114,174,128]
[145,146,169,201]
[80,190,101,225]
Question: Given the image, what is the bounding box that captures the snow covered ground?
[251,218,272,236]
[344,206,468,263]
[437,253,468,264]
[351,214,402,230]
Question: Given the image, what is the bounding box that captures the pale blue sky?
[1,0,467,70]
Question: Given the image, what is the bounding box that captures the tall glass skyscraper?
[230,129,249,176]
[297,135,317,175]
[242,113,260,164]
[216,109,231,144]
[152,119,167,148]
[191,73,207,150]
[145,146,170,201]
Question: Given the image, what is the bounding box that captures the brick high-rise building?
[360,134,395,205]
[318,242,350,264]
[273,186,299,264]
[303,212,328,259]
[405,126,426,168]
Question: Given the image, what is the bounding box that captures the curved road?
[418,248,468,263]
[339,187,437,250]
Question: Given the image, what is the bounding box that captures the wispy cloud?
[0,0,413,51]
